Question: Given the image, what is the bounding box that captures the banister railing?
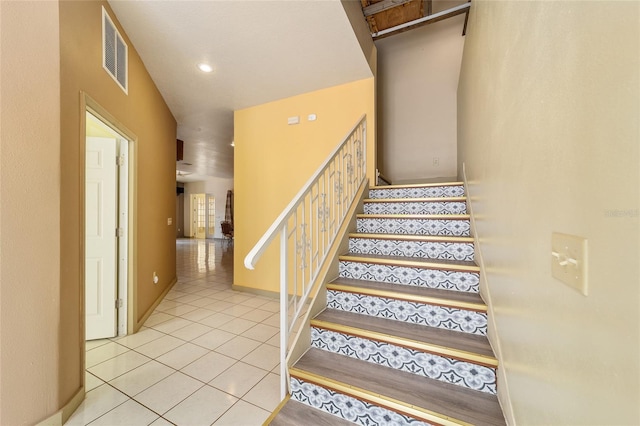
[244,114,367,399]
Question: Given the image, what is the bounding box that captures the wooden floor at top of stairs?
[330,277,485,307]
[293,348,505,426]
[267,398,355,426]
[314,309,495,359]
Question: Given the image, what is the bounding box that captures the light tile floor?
[67,239,280,426]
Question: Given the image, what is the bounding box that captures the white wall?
[183,177,234,238]
[458,1,639,424]
[376,15,466,183]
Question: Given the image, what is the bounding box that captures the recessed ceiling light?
[197,63,213,73]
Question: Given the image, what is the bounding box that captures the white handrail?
[244,113,366,270]
[243,114,367,399]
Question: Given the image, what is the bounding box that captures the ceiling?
[107,0,374,183]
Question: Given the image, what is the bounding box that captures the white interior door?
[191,194,206,239]
[86,136,118,340]
[206,195,215,239]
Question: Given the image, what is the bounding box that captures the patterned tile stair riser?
[326,290,488,336]
[349,238,475,262]
[272,183,506,425]
[363,201,467,215]
[368,185,465,199]
[339,261,480,293]
[356,217,471,237]
[290,377,432,426]
[310,327,497,394]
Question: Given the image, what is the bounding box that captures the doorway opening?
[83,100,136,340]
[189,193,215,239]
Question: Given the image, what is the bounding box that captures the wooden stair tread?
[330,277,485,306]
[315,308,495,359]
[370,182,463,190]
[349,232,474,243]
[340,253,479,271]
[268,399,355,426]
[357,213,470,219]
[364,196,466,203]
[294,349,506,426]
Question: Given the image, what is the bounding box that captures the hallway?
[67,239,280,425]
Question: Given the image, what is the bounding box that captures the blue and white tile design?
[290,377,431,426]
[356,218,471,237]
[327,291,487,335]
[349,238,475,261]
[311,328,496,394]
[369,185,464,199]
[339,261,480,293]
[364,201,467,215]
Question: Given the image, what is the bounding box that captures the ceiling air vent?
[102,7,128,94]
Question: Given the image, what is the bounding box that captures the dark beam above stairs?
[373,2,471,40]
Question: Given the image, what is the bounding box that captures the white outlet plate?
[167,217,172,225]
[551,232,588,295]
[287,116,300,125]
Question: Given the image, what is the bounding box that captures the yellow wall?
[59,0,177,414]
[458,1,639,424]
[234,78,375,293]
[0,2,61,424]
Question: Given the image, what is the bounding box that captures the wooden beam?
[363,0,413,17]
[372,2,471,40]
[462,9,470,36]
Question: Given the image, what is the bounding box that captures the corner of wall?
[461,162,516,425]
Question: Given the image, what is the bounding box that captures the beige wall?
[0,2,62,424]
[59,0,177,413]
[458,1,639,424]
[234,78,375,294]
[341,0,377,75]
[376,15,465,183]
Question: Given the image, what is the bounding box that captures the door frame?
[81,93,138,338]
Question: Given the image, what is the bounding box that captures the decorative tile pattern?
[339,261,480,293]
[311,328,496,394]
[369,186,464,199]
[356,218,471,237]
[364,201,467,215]
[290,377,431,426]
[327,291,487,335]
[349,238,474,261]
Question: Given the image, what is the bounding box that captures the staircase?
[267,182,506,426]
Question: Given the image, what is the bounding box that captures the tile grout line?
[77,240,279,425]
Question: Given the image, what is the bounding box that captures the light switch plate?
[167,217,173,225]
[287,116,300,125]
[551,232,588,295]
